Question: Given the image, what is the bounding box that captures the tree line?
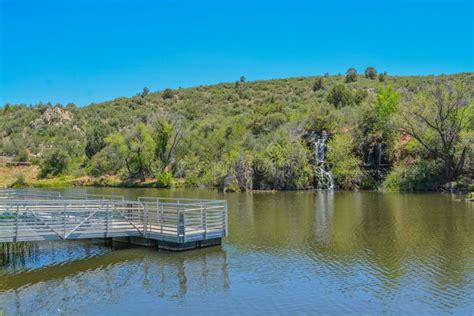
[1,70,472,191]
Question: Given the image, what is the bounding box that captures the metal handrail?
[0,189,228,244]
[138,196,225,205]
[62,193,125,201]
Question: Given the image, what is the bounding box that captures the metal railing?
[0,189,228,244]
[138,196,228,242]
[1,189,124,201]
[62,192,125,201]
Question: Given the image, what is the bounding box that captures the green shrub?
[88,147,122,176]
[326,133,363,190]
[15,148,29,162]
[162,88,174,99]
[354,89,368,105]
[155,172,173,188]
[10,174,28,188]
[468,183,474,192]
[85,125,111,159]
[253,135,314,190]
[250,112,287,134]
[327,84,354,108]
[359,173,379,190]
[313,78,323,91]
[184,174,199,187]
[384,160,443,191]
[40,149,70,178]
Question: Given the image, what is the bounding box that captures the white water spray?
[313,131,334,190]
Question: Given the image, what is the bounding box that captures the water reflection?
[0,189,473,314]
[225,191,473,312]
[0,243,229,315]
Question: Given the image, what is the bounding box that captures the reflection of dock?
[0,244,230,314]
[0,189,228,251]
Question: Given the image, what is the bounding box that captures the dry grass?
[0,166,39,188]
[0,167,181,188]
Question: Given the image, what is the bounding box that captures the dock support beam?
[157,238,222,251]
[112,237,222,251]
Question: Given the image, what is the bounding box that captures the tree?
[253,134,314,190]
[364,67,377,80]
[239,76,246,83]
[313,78,323,92]
[345,68,358,83]
[162,88,174,99]
[85,125,111,159]
[40,148,70,178]
[327,84,354,108]
[153,118,184,171]
[2,104,11,114]
[108,124,155,181]
[375,85,400,123]
[232,152,253,191]
[88,145,123,176]
[378,73,385,82]
[141,87,150,97]
[400,82,472,182]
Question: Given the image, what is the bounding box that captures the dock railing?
[0,189,227,244]
[138,197,228,243]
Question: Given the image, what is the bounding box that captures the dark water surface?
[1,189,473,315]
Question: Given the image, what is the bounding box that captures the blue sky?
[0,0,473,107]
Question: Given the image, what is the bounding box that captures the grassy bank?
[0,166,184,188]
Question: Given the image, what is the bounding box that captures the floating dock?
[0,189,228,251]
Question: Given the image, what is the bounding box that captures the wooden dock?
[0,189,228,251]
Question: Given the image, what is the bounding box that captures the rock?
[441,181,457,192]
[31,107,73,128]
[220,175,241,192]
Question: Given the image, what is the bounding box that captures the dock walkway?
[0,189,228,250]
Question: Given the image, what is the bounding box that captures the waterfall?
[377,143,383,166]
[367,146,373,166]
[312,131,334,190]
[314,130,328,162]
[365,142,383,167]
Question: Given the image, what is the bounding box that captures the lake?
[0,189,473,314]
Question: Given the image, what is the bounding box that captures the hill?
[1,71,473,191]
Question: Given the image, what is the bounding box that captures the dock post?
[201,201,207,240]
[177,204,185,243]
[143,203,148,238]
[63,202,67,239]
[224,201,229,237]
[15,204,19,242]
[105,202,110,238]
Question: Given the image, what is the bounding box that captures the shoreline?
[1,166,471,194]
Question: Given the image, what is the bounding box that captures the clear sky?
[0,0,473,107]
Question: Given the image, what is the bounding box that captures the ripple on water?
[0,190,473,314]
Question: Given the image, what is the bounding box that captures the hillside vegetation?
[1,69,473,191]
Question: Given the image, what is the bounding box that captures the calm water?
[0,189,473,315]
